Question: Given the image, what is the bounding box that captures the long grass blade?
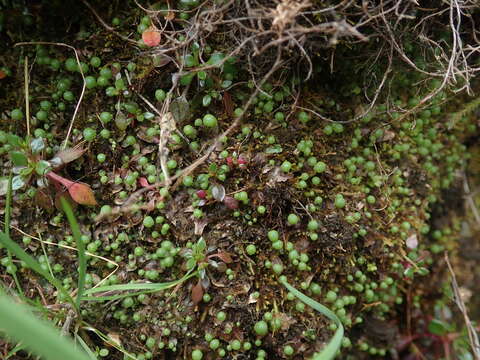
[74,333,97,360]
[0,292,90,360]
[82,270,197,301]
[39,233,55,279]
[5,342,26,359]
[4,173,23,295]
[61,197,86,310]
[0,232,75,306]
[83,325,137,359]
[281,280,344,360]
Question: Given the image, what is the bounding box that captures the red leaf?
[142,26,161,47]
[196,190,207,199]
[238,156,247,169]
[138,177,149,187]
[237,157,247,165]
[68,182,97,206]
[0,70,6,80]
[191,281,204,305]
[46,171,97,206]
[46,171,74,188]
[223,196,238,210]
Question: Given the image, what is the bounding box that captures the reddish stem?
[45,171,74,188]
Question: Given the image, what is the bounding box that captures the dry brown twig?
[380,0,479,122]
[14,41,86,150]
[463,172,480,228]
[84,0,480,221]
[81,0,138,45]
[444,253,480,360]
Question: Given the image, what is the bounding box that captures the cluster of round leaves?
[266,229,311,272]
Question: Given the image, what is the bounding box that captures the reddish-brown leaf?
[196,190,207,199]
[0,70,6,80]
[164,11,175,21]
[46,171,74,188]
[213,251,233,264]
[142,27,161,47]
[191,281,204,305]
[46,171,96,206]
[138,177,149,187]
[223,196,238,210]
[68,182,97,206]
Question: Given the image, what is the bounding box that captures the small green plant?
[182,237,233,303]
[0,132,96,206]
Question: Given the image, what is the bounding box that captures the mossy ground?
[1,1,479,359]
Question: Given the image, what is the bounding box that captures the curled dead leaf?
[211,251,233,264]
[51,143,86,168]
[194,218,209,235]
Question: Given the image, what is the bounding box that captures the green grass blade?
[74,333,97,360]
[0,232,75,306]
[5,342,26,359]
[281,280,344,360]
[39,234,55,279]
[0,292,90,360]
[82,270,197,301]
[83,325,137,359]
[61,197,86,310]
[4,173,23,295]
[4,174,12,238]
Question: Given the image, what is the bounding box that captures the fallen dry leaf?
[191,281,204,305]
[194,218,209,235]
[164,11,175,21]
[106,333,122,347]
[51,143,87,167]
[211,251,233,264]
